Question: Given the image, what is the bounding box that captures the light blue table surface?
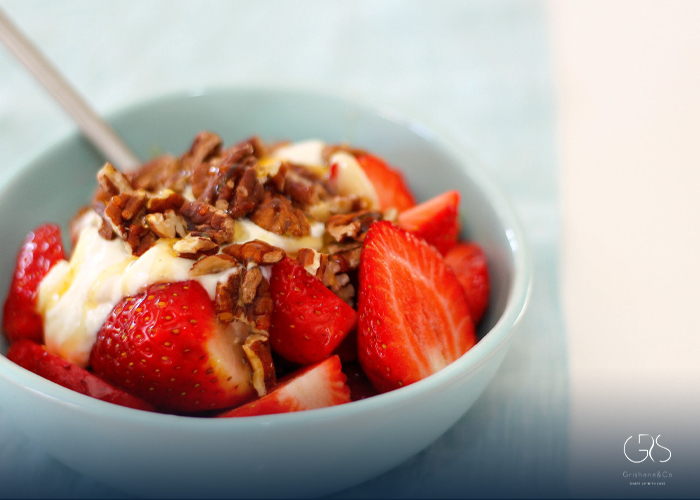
[0,1,567,497]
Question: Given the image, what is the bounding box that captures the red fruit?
[90,280,254,413]
[269,257,357,365]
[355,154,416,211]
[397,190,460,254]
[7,339,154,411]
[342,362,379,401]
[218,355,350,417]
[357,221,476,393]
[444,243,490,324]
[2,224,66,344]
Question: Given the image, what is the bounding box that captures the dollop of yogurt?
[37,212,242,367]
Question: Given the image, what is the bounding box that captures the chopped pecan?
[97,162,133,196]
[145,210,188,239]
[121,190,148,221]
[228,166,264,218]
[215,273,241,323]
[215,268,273,332]
[189,254,239,277]
[296,247,356,306]
[128,155,184,192]
[240,266,263,305]
[325,210,382,242]
[181,131,222,175]
[180,200,236,244]
[222,240,285,266]
[249,191,310,238]
[242,333,276,396]
[196,142,256,204]
[296,247,325,276]
[172,234,218,258]
[326,240,363,257]
[146,189,185,213]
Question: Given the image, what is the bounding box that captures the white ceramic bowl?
[0,88,531,498]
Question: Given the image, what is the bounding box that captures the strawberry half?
[269,257,357,365]
[218,355,350,417]
[355,154,416,211]
[90,280,255,413]
[444,242,490,324]
[2,223,66,344]
[7,339,154,411]
[396,190,460,254]
[357,221,476,393]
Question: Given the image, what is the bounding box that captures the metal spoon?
[0,7,141,171]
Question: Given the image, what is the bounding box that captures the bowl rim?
[0,85,532,430]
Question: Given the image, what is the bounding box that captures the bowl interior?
[0,88,518,359]
[0,88,530,497]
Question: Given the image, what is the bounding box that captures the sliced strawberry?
[341,362,379,401]
[396,190,460,254]
[90,280,255,413]
[218,355,350,417]
[2,224,66,344]
[7,339,154,411]
[269,257,357,365]
[444,243,490,324]
[357,221,476,393]
[355,154,416,211]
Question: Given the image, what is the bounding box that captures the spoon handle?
[0,8,141,171]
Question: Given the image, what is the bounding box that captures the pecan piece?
[145,210,188,239]
[325,210,382,243]
[215,268,273,332]
[173,234,219,258]
[97,162,133,196]
[128,155,184,192]
[189,254,239,277]
[242,333,276,397]
[146,189,185,213]
[180,200,236,244]
[249,191,310,237]
[222,240,285,266]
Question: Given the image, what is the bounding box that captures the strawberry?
[90,280,255,413]
[355,154,416,211]
[444,243,490,324]
[396,190,460,254]
[269,257,357,365]
[2,223,66,344]
[218,355,350,417]
[357,221,476,393]
[7,339,154,411]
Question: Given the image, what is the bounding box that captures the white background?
[550,1,700,495]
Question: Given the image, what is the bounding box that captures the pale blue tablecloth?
[0,1,567,497]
